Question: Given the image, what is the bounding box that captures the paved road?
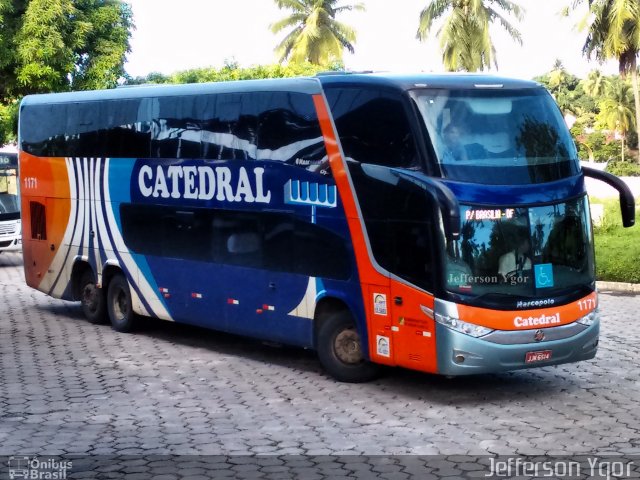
[1,251,639,476]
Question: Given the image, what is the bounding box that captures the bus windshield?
[445,196,595,298]
[411,88,580,184]
[0,153,19,217]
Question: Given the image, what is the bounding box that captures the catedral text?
[514,313,561,328]
[138,165,272,203]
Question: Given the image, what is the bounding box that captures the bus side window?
[106,99,151,158]
[212,211,263,268]
[326,88,418,169]
[200,93,258,161]
[256,92,329,173]
[151,96,201,159]
[120,205,351,280]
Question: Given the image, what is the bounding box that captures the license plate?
[525,350,552,363]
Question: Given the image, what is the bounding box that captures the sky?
[124,0,620,81]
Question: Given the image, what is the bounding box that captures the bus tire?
[107,274,138,333]
[79,269,107,324]
[317,311,380,383]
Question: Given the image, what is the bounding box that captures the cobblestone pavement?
[1,251,639,477]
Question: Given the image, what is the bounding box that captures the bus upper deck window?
[410,88,580,184]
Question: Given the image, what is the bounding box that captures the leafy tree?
[271,0,364,66]
[535,62,582,115]
[125,71,172,86]
[597,77,635,161]
[548,59,570,89]
[0,0,133,144]
[124,62,335,86]
[566,0,640,163]
[1,0,133,97]
[581,69,606,98]
[416,0,524,72]
[0,101,19,145]
[575,130,626,161]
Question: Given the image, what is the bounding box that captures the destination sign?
[465,208,515,221]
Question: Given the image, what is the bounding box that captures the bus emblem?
[534,329,545,342]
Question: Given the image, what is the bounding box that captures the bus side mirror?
[582,166,636,228]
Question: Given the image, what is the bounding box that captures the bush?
[574,131,624,162]
[606,161,640,176]
[126,62,336,87]
[592,197,640,283]
[0,101,19,145]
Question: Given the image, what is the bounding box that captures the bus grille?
[0,224,17,236]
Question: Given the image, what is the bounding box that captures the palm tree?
[598,78,635,161]
[567,0,640,163]
[542,61,581,116]
[549,59,568,89]
[416,0,524,72]
[581,69,606,98]
[271,0,364,66]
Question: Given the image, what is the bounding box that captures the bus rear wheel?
[317,311,380,383]
[79,270,107,324]
[107,274,138,333]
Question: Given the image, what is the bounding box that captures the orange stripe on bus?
[19,152,72,291]
[312,94,387,287]
[314,93,439,371]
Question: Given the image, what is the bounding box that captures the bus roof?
[20,77,324,106]
[316,72,541,91]
[20,72,541,107]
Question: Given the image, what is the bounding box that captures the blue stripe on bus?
[95,159,109,274]
[440,175,586,205]
[104,158,158,318]
[49,158,81,298]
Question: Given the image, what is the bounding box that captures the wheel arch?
[101,262,123,295]
[313,296,360,349]
[70,258,93,301]
[70,258,124,300]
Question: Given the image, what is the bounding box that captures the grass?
[590,196,640,283]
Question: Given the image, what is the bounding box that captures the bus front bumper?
[435,319,599,376]
[0,237,21,252]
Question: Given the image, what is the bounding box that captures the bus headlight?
[435,313,494,338]
[576,310,598,326]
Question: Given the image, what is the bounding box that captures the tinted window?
[325,88,419,169]
[21,99,151,158]
[30,202,47,240]
[445,197,595,298]
[21,92,329,175]
[347,164,436,292]
[411,88,580,184]
[120,205,350,280]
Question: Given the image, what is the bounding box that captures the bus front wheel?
[79,270,107,324]
[317,311,380,383]
[107,274,138,333]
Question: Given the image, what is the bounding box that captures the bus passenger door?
[389,281,437,373]
[365,281,437,373]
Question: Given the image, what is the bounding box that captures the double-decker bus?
[0,146,21,253]
[18,74,635,382]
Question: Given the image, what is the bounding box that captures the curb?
[597,281,640,294]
